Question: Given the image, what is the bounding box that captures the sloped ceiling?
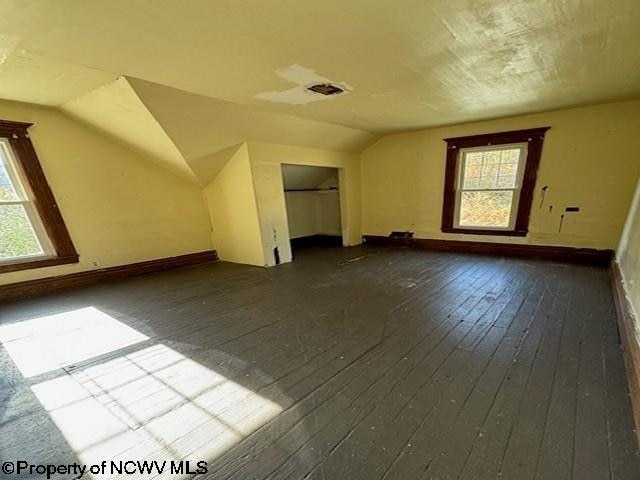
[129,78,376,159]
[61,77,198,184]
[0,34,117,106]
[0,0,639,134]
[189,144,244,187]
[59,76,375,185]
[282,165,337,191]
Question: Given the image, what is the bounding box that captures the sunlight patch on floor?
[0,307,148,377]
[2,307,282,478]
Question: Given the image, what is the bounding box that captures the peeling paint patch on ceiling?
[255,64,353,105]
[276,64,330,85]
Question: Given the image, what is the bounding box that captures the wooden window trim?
[0,119,78,273]
[441,127,550,237]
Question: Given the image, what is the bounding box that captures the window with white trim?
[454,143,527,230]
[0,138,54,261]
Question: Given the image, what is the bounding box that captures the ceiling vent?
[306,83,345,96]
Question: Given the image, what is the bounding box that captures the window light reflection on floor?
[1,307,282,479]
[0,307,149,378]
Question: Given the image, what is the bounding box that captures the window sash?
[453,143,528,231]
[0,119,78,273]
[0,138,55,261]
[1,140,28,201]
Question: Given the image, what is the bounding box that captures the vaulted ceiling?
[1,0,639,181]
[60,77,374,185]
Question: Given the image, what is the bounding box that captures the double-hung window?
[0,120,77,273]
[0,138,54,260]
[441,128,549,236]
[455,143,526,230]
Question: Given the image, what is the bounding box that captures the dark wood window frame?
[0,119,78,273]
[441,127,550,237]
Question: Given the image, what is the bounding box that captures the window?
[0,120,77,273]
[441,128,549,236]
[1,139,54,260]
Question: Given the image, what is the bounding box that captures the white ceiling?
[0,0,638,134]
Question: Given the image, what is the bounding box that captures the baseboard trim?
[0,250,218,302]
[610,262,640,446]
[362,235,613,266]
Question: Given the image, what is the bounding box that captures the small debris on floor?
[340,255,367,264]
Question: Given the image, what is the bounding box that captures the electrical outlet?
[89,259,101,268]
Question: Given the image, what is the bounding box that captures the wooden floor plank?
[497,265,575,479]
[440,264,562,479]
[207,257,506,479]
[297,261,521,480]
[380,265,541,480]
[1,246,637,480]
[573,269,615,480]
[534,266,582,480]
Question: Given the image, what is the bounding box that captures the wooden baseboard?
[362,235,613,266]
[610,262,640,446]
[0,250,218,302]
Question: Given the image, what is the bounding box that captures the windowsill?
[441,227,528,237]
[0,254,79,274]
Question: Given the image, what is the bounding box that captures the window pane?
[462,148,521,190]
[465,152,483,165]
[459,190,513,228]
[497,175,515,188]
[463,177,480,189]
[483,150,501,164]
[0,160,19,201]
[499,161,517,175]
[501,149,520,162]
[464,162,482,177]
[462,161,481,189]
[0,205,44,259]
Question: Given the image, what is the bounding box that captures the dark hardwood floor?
[1,246,638,479]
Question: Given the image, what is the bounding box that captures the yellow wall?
[0,100,212,286]
[361,100,640,250]
[285,191,318,239]
[284,190,342,239]
[248,142,361,266]
[619,177,640,328]
[204,144,265,266]
[4,96,639,286]
[317,191,342,235]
